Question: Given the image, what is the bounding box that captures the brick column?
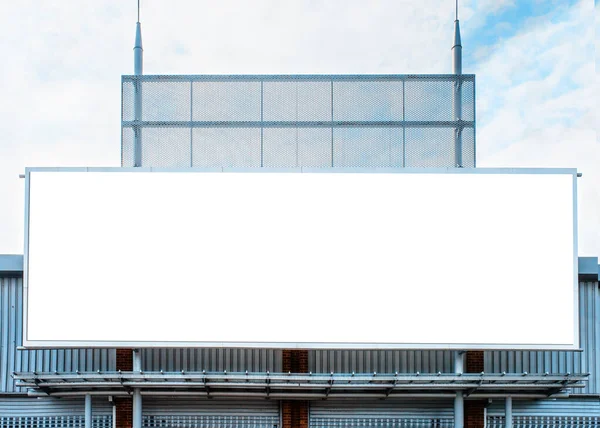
[466,351,484,373]
[465,351,485,428]
[282,350,309,428]
[464,401,485,428]
[282,350,308,373]
[282,400,309,428]
[116,349,134,428]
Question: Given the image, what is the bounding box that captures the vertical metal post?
[454,351,464,428]
[133,349,142,372]
[455,351,464,374]
[452,18,463,167]
[133,388,142,428]
[505,397,513,428]
[85,394,92,428]
[260,80,264,167]
[454,392,464,428]
[133,21,143,167]
[190,81,194,167]
[402,78,406,167]
[132,349,142,428]
[330,79,334,167]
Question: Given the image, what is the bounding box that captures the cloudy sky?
[0,0,597,257]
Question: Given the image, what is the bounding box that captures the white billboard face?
[24,169,578,349]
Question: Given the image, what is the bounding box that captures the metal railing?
[143,415,279,428]
[310,418,454,428]
[488,416,600,428]
[121,75,475,169]
[0,416,112,428]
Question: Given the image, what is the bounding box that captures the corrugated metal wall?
[0,277,116,393]
[486,398,600,416]
[141,348,282,372]
[485,281,600,394]
[309,350,455,374]
[0,396,113,415]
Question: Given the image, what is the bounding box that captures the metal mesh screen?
[122,75,475,168]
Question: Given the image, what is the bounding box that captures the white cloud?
[476,0,598,256]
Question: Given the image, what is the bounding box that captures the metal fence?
[310,419,454,428]
[0,417,112,428]
[121,75,475,168]
[487,416,600,428]
[143,415,279,428]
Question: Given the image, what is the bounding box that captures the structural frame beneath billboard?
[22,167,580,350]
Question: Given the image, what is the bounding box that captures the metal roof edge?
[0,254,23,275]
[578,257,600,281]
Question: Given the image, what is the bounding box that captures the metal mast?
[452,0,463,167]
[133,0,143,167]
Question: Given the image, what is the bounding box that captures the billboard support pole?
[84,394,92,428]
[454,351,464,428]
[452,2,463,167]
[133,349,142,428]
[133,7,143,167]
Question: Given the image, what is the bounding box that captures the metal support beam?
[505,397,513,428]
[84,394,92,428]
[133,388,142,428]
[454,391,464,428]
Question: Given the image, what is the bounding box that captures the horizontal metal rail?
[123,74,476,82]
[122,120,475,129]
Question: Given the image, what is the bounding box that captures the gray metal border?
[22,167,579,351]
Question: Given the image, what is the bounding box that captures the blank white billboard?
[23,168,578,349]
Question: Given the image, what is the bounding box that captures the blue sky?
[0,0,597,257]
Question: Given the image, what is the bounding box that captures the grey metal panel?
[484,281,599,394]
[486,398,600,416]
[0,277,116,393]
[0,396,113,416]
[309,350,455,374]
[310,399,454,418]
[143,397,279,416]
[141,348,282,372]
[0,255,23,274]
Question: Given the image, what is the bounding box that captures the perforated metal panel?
[121,75,475,168]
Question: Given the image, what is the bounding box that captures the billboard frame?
[22,167,580,350]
